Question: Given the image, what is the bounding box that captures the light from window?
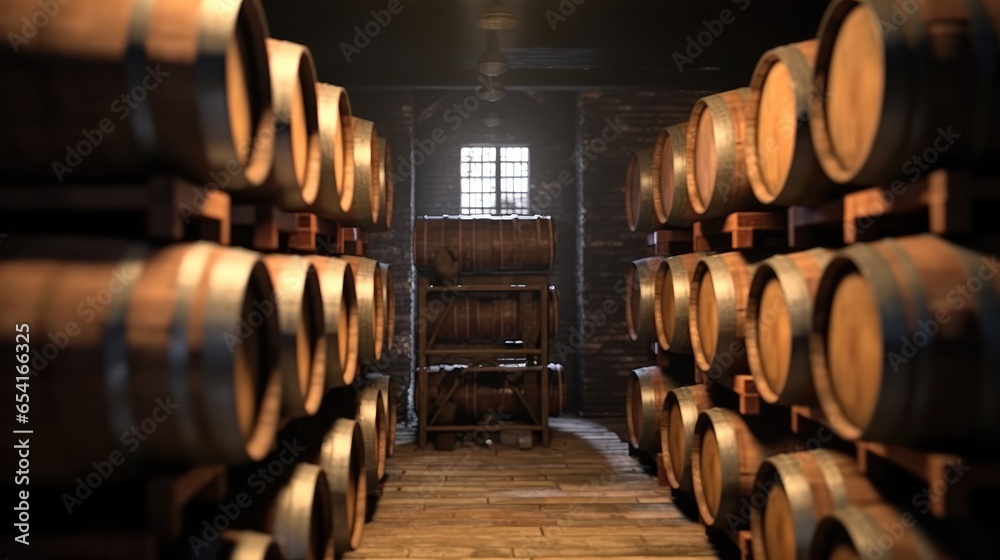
[461,146,530,215]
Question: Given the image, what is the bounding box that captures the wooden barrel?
[811,504,945,560]
[661,384,716,492]
[655,253,707,354]
[655,123,700,227]
[692,408,799,530]
[746,249,833,406]
[750,449,881,560]
[266,463,334,560]
[357,385,388,493]
[0,0,274,187]
[318,418,367,553]
[368,374,398,457]
[626,257,664,342]
[262,255,327,418]
[548,284,559,336]
[339,256,384,362]
[432,295,520,342]
[413,215,555,274]
[810,0,1000,186]
[810,235,1000,450]
[747,40,837,205]
[306,257,359,389]
[424,364,564,423]
[256,39,321,211]
[686,88,759,218]
[372,138,394,231]
[377,262,395,352]
[217,531,283,560]
[625,366,674,453]
[0,238,282,481]
[350,117,382,229]
[313,84,354,222]
[689,252,754,382]
[625,148,664,232]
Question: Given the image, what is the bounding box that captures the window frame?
[460,144,531,216]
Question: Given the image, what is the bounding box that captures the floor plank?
[344,417,724,559]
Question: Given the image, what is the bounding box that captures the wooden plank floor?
[345,417,726,560]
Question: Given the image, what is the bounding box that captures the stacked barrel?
[0,1,398,558]
[625,1,1000,558]
[413,215,564,448]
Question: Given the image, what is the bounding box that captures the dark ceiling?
[260,0,833,90]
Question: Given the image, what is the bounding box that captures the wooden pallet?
[790,405,1000,519]
[0,177,231,244]
[693,211,787,252]
[229,203,369,256]
[789,169,1000,247]
[648,229,694,256]
[694,370,760,415]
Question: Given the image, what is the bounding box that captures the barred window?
[460,146,530,215]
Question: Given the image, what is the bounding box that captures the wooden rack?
[416,273,551,448]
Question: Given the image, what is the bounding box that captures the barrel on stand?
[0,237,282,482]
[625,148,665,232]
[233,462,334,560]
[655,253,708,354]
[624,366,674,454]
[661,384,717,492]
[339,256,384,362]
[357,385,388,494]
[686,88,760,218]
[414,215,555,275]
[368,374,398,457]
[811,504,945,560]
[810,235,1000,451]
[689,252,755,382]
[747,40,837,205]
[423,364,565,425]
[0,0,275,187]
[313,84,354,223]
[306,257,359,389]
[316,418,367,553]
[253,39,321,212]
[810,0,1000,186]
[262,255,327,418]
[377,263,395,352]
[626,257,664,343]
[372,138,394,231]
[692,408,800,531]
[746,249,832,406]
[655,123,700,227]
[750,449,881,560]
[348,117,382,229]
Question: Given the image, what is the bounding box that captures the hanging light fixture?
[477,31,508,76]
[481,107,503,127]
[476,0,520,30]
[477,77,507,102]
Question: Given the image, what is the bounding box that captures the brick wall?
[349,91,416,418]
[575,90,713,416]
